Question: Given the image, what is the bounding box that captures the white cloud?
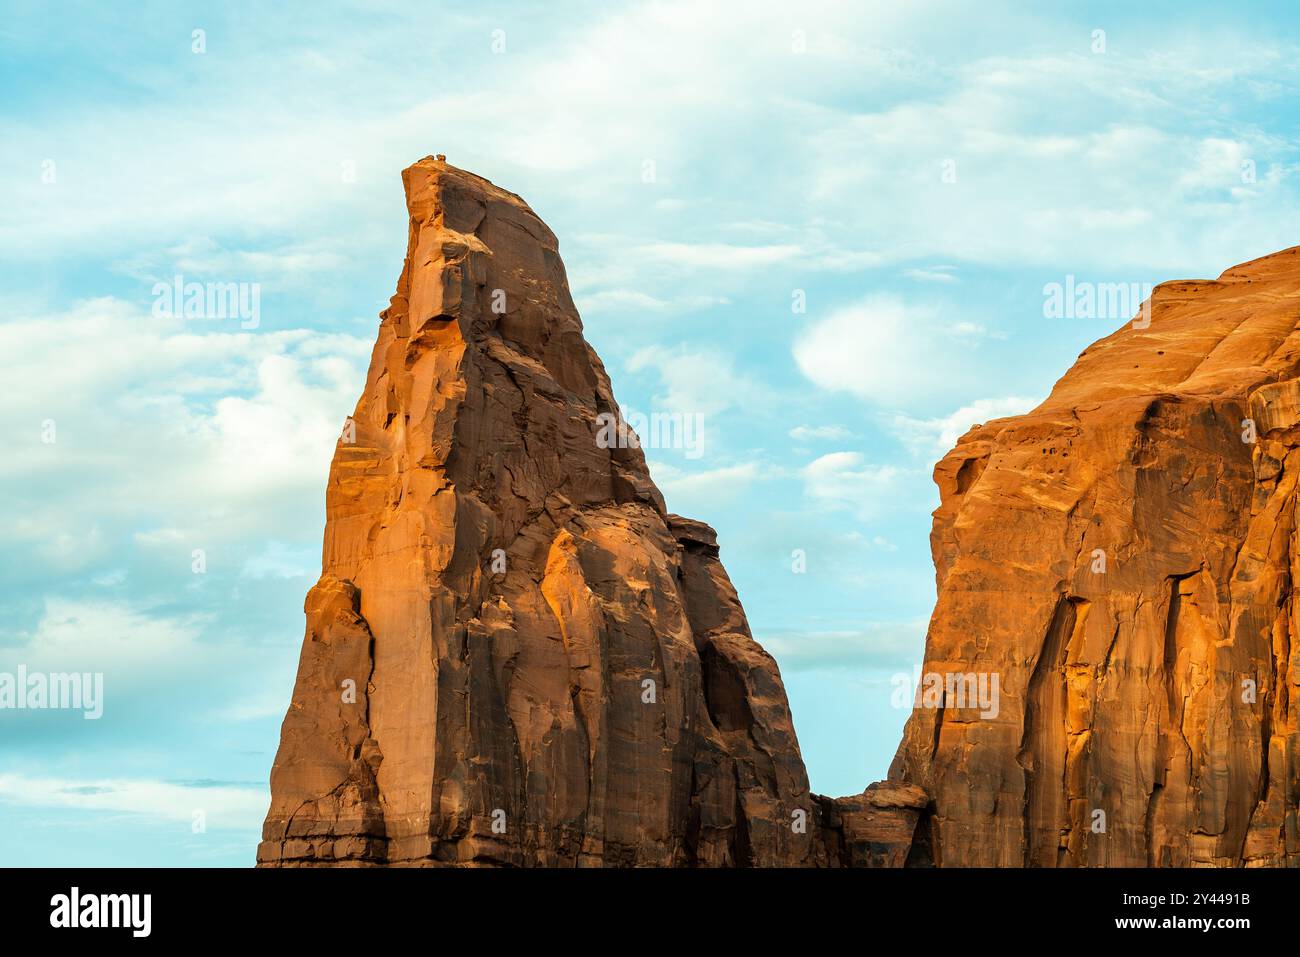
[761,619,927,672]
[788,424,854,442]
[19,598,205,671]
[799,45,1300,274]
[650,461,761,506]
[627,344,764,418]
[575,288,730,314]
[115,236,351,288]
[92,569,128,587]
[212,690,293,723]
[801,451,909,519]
[133,528,188,547]
[903,266,959,283]
[8,521,109,572]
[5,4,1300,285]
[0,773,266,830]
[893,395,1039,456]
[5,594,298,745]
[948,321,991,338]
[240,541,317,580]
[577,289,670,312]
[636,241,803,269]
[0,298,369,549]
[1178,137,1253,194]
[794,295,975,405]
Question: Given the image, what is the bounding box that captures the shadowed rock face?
[891,248,1300,867]
[257,157,891,867]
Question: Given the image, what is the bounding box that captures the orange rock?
[261,159,1300,869]
[890,247,1300,866]
[258,157,838,867]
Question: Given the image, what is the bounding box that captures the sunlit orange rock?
[890,247,1300,866]
[257,157,841,867]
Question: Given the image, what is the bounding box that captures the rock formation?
[261,155,1300,869]
[891,248,1300,866]
[258,157,841,866]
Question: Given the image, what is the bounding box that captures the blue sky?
[4,0,1300,866]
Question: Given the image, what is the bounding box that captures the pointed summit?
[257,158,857,866]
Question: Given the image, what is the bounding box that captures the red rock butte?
[895,246,1300,866]
[259,156,1300,867]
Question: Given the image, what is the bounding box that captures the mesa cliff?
[260,156,1300,868]
[892,248,1300,866]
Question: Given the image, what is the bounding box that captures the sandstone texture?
[261,156,1300,870]
[891,247,1300,866]
[258,157,842,866]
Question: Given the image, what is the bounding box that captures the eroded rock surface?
[262,158,1300,870]
[258,157,843,867]
[891,247,1300,866]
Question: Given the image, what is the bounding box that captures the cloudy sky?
[4,0,1300,865]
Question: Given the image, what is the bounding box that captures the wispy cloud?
[789,424,854,442]
[650,461,763,506]
[892,395,1040,456]
[0,773,266,829]
[801,451,913,520]
[761,619,927,672]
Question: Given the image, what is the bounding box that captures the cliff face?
[892,248,1300,867]
[258,157,837,867]
[261,156,1300,869]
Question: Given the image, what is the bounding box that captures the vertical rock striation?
[258,157,832,867]
[891,248,1300,866]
